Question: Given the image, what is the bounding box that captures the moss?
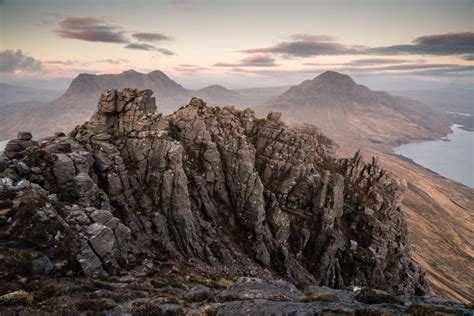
[406,304,457,316]
[354,308,395,316]
[0,290,33,306]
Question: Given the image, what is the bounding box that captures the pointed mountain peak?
[122,69,140,74]
[313,71,356,86]
[147,70,169,79]
[199,84,230,92]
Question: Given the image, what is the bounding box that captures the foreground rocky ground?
[1,89,472,314]
[1,271,472,315]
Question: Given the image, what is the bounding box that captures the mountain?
[55,69,189,114]
[194,84,244,105]
[235,85,293,105]
[1,89,457,314]
[0,83,63,106]
[260,71,451,147]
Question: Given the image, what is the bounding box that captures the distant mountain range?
[0,70,282,139]
[0,70,451,144]
[259,71,451,146]
[0,83,63,106]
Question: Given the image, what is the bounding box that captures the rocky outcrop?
[1,89,431,301]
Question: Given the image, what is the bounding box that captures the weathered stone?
[267,111,281,121]
[17,132,32,140]
[158,303,184,316]
[85,223,115,259]
[31,255,54,276]
[76,240,108,277]
[183,284,212,302]
[16,161,30,175]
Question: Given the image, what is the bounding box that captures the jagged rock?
[16,161,30,175]
[0,89,430,300]
[76,240,108,277]
[17,132,32,140]
[4,133,38,159]
[0,157,7,172]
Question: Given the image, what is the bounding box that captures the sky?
[0,0,473,89]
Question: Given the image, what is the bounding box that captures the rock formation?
[2,88,466,313]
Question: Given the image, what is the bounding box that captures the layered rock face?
[1,89,429,297]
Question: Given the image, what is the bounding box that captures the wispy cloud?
[132,32,172,42]
[239,32,474,58]
[238,34,364,57]
[369,32,474,55]
[346,58,418,65]
[125,43,175,55]
[0,49,42,72]
[214,54,278,67]
[173,64,210,73]
[44,59,83,66]
[56,17,127,43]
[56,17,176,56]
[96,58,129,64]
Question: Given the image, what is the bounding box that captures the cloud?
[0,49,42,72]
[44,59,83,65]
[240,54,277,66]
[239,35,364,57]
[224,63,474,79]
[132,32,172,42]
[464,54,474,61]
[125,43,175,55]
[368,32,474,55]
[125,43,156,51]
[155,48,175,56]
[286,34,336,42]
[96,58,129,64]
[214,54,277,67]
[347,58,417,65]
[56,17,127,43]
[240,32,474,58]
[370,63,461,71]
[173,64,210,73]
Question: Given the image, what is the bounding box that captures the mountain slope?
[259,71,451,147]
[194,84,244,105]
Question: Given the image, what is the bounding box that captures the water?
[393,124,474,188]
[0,140,8,152]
